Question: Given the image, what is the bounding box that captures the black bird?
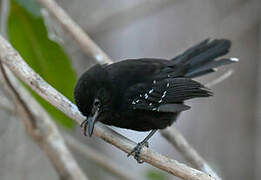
[74,39,238,163]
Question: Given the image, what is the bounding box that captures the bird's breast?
[100,110,178,131]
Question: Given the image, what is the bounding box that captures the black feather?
[74,38,237,132]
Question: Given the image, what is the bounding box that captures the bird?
[74,39,238,163]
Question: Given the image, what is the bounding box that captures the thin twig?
[205,69,234,88]
[161,127,221,180]
[37,0,111,64]
[65,134,137,180]
[0,35,214,180]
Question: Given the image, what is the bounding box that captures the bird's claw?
[80,119,88,136]
[127,141,149,163]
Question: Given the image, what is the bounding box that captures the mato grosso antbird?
[74,39,238,163]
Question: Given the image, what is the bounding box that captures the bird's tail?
[171,39,238,78]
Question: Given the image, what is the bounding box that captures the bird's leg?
[127,129,157,163]
[80,119,88,136]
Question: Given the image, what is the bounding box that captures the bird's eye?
[93,99,100,107]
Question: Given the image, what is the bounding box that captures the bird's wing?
[125,77,211,113]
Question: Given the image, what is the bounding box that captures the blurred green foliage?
[146,169,168,180]
[7,0,77,128]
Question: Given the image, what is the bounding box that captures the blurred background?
[0,0,260,179]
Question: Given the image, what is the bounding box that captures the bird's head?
[74,64,112,137]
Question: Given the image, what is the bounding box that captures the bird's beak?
[87,106,100,137]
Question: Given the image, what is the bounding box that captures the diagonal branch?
[161,127,221,180]
[0,35,214,180]
[64,134,137,180]
[37,0,111,64]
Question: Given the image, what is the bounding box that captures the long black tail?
[171,39,238,78]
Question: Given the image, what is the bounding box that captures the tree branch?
[0,35,214,180]
[161,127,221,180]
[37,0,111,64]
[64,134,137,180]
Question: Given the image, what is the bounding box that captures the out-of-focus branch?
[65,134,137,180]
[161,127,221,180]
[0,63,89,180]
[205,69,234,88]
[0,36,214,180]
[36,0,111,64]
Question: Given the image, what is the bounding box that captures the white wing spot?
[145,94,148,99]
[162,91,167,98]
[132,101,136,105]
[153,80,156,84]
[167,74,170,77]
[149,89,154,94]
[166,83,170,87]
[139,94,142,97]
[136,99,140,103]
[152,107,157,111]
[230,57,239,62]
[158,99,163,103]
[149,103,152,106]
[95,54,104,62]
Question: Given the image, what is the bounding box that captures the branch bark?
[0,35,214,180]
[37,0,111,64]
[161,127,221,180]
[65,134,137,180]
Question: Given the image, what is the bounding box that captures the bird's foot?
[80,119,88,136]
[127,141,149,163]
